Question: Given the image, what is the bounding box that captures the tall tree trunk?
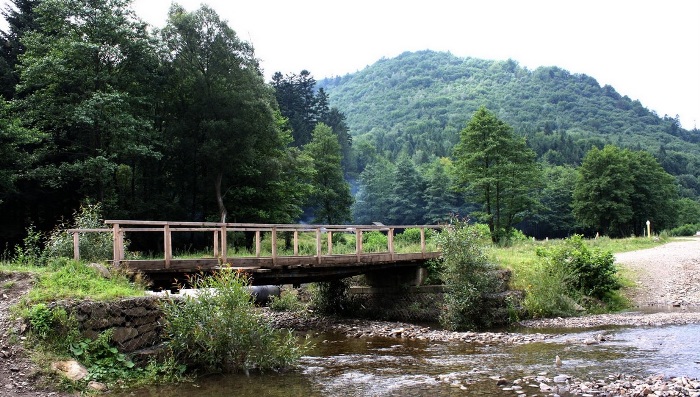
[215,172,227,223]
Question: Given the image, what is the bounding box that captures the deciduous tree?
[453,107,540,243]
[304,123,353,224]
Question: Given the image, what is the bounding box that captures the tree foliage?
[303,123,353,224]
[573,145,678,237]
[454,107,541,243]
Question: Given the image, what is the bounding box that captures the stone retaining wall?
[52,297,164,353]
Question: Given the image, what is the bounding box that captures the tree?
[573,146,634,236]
[627,150,678,232]
[573,145,677,237]
[271,70,320,147]
[352,156,394,224]
[8,0,160,235]
[422,158,460,224]
[0,100,43,205]
[524,165,578,239]
[0,0,40,99]
[161,5,306,224]
[387,155,425,224]
[304,123,353,224]
[453,107,541,243]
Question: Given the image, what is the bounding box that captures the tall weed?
[161,270,304,373]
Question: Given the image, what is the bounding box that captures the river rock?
[51,360,88,381]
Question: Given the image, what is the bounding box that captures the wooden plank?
[112,223,120,265]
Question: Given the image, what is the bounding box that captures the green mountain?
[319,50,699,179]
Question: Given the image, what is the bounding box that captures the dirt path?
[0,271,74,396]
[615,236,700,308]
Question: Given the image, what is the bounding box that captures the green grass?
[490,235,673,317]
[1,258,146,304]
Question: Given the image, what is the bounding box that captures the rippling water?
[122,323,700,397]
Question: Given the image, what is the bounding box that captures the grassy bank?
[490,235,670,317]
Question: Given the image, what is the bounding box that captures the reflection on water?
[121,324,700,397]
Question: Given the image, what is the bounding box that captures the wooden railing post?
[271,227,277,265]
[255,230,261,257]
[316,227,322,264]
[327,230,333,255]
[164,224,172,268]
[213,230,219,258]
[293,230,299,255]
[220,225,227,264]
[73,232,80,261]
[111,223,120,265]
[356,228,362,263]
[420,227,426,258]
[388,227,395,260]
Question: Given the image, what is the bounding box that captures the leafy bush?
[538,235,620,300]
[161,270,303,373]
[43,202,119,262]
[521,261,580,318]
[13,225,44,266]
[362,231,388,252]
[268,289,305,312]
[435,217,501,330]
[668,223,700,237]
[69,330,137,383]
[310,279,352,315]
[27,303,57,339]
[394,228,422,245]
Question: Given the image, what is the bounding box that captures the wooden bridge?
[68,221,444,287]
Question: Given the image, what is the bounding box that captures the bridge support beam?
[363,265,426,287]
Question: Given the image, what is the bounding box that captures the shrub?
[362,231,388,252]
[43,202,118,262]
[13,225,44,266]
[69,330,137,383]
[539,235,621,301]
[521,262,580,318]
[435,217,501,330]
[310,279,352,315]
[394,228,422,245]
[268,289,305,312]
[161,270,304,373]
[668,223,700,237]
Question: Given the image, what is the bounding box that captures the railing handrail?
[69,220,443,265]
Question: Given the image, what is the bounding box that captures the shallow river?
[123,322,700,397]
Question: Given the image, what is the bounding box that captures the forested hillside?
[320,50,700,174]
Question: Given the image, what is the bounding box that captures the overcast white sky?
[4,0,700,129]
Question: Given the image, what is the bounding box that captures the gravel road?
[616,237,700,308]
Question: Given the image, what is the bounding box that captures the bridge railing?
[66,220,444,268]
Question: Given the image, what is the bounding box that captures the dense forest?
[1,1,698,250]
[318,50,700,238]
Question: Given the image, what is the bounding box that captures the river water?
[123,322,700,397]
